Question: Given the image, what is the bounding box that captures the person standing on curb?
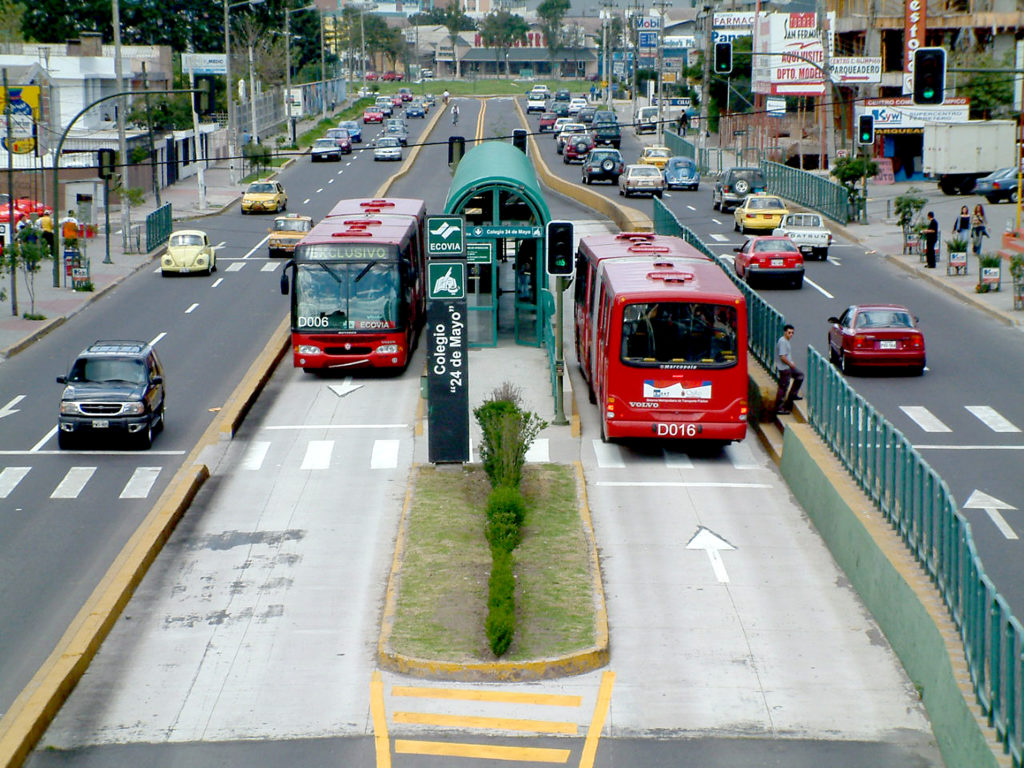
[922,211,938,268]
[970,203,988,256]
[775,324,803,416]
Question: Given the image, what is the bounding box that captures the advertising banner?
[0,85,39,154]
[752,12,835,96]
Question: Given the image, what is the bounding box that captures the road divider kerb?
[0,316,292,768]
[377,460,609,681]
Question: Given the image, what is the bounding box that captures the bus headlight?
[376,343,398,355]
[297,344,322,355]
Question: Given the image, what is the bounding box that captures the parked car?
[732,235,804,288]
[406,100,426,118]
[555,122,588,154]
[664,156,700,190]
[381,70,403,81]
[56,340,166,449]
[363,106,384,124]
[374,135,403,161]
[972,166,1022,204]
[733,194,789,234]
[311,137,342,162]
[618,164,665,198]
[827,304,926,375]
[581,148,625,185]
[772,212,833,259]
[538,112,558,132]
[267,213,313,258]
[563,134,595,163]
[713,166,767,212]
[241,180,287,214]
[421,68,434,79]
[162,229,216,276]
[638,145,671,170]
[365,71,379,81]
[338,119,362,142]
[324,128,353,153]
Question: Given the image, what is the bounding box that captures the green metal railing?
[759,160,852,224]
[663,130,724,177]
[145,203,172,253]
[807,346,1024,766]
[653,198,785,378]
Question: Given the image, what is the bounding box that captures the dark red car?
[538,112,557,132]
[324,128,353,153]
[365,71,379,81]
[381,71,403,81]
[362,106,384,124]
[827,304,926,375]
[563,134,595,164]
[398,87,413,102]
[732,235,804,288]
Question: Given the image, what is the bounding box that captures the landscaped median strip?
[0,315,291,768]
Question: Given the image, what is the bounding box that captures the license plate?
[770,258,784,266]
[879,340,898,349]
[92,419,109,428]
[180,267,190,273]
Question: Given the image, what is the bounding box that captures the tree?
[442,5,476,79]
[955,51,1015,120]
[0,0,26,50]
[478,10,528,78]
[2,225,53,318]
[536,0,569,68]
[832,155,878,221]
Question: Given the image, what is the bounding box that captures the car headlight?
[297,344,322,355]
[376,343,398,355]
[59,401,83,415]
[123,402,146,415]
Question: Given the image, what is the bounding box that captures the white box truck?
[923,120,1017,195]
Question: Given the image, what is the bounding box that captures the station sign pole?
[425,215,469,463]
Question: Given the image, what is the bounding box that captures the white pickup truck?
[772,212,833,260]
[526,93,548,113]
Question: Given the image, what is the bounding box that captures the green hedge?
[486,548,516,656]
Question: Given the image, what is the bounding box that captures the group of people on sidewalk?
[919,204,989,269]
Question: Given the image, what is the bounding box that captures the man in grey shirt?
[775,324,803,415]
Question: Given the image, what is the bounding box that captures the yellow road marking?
[395,739,571,763]
[391,685,582,707]
[476,98,486,141]
[578,670,615,768]
[371,670,391,768]
[393,710,579,734]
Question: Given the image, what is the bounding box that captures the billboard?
[752,12,835,97]
[0,85,40,155]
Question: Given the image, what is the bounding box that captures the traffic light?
[511,128,527,155]
[448,135,465,165]
[192,75,215,115]
[857,114,874,145]
[97,148,116,179]
[714,42,733,75]
[913,47,946,105]
[546,220,575,277]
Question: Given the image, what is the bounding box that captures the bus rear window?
[621,302,738,366]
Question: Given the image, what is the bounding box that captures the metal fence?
[144,203,172,253]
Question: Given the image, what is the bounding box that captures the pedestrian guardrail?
[663,130,724,177]
[653,198,785,379]
[759,160,851,224]
[145,203,172,253]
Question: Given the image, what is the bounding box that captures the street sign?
[426,261,469,464]
[428,261,466,300]
[766,96,786,117]
[830,57,882,84]
[467,224,542,239]
[466,240,492,264]
[639,31,658,48]
[181,53,227,75]
[635,17,660,29]
[426,215,466,257]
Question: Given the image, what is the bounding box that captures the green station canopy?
[444,141,551,224]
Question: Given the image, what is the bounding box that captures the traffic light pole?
[553,277,568,426]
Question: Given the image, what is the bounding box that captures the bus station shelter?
[444,142,551,347]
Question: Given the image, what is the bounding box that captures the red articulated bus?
[280,198,426,371]
[574,232,748,443]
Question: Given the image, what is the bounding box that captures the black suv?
[591,121,621,149]
[56,340,166,449]
[712,166,767,212]
[581,148,625,185]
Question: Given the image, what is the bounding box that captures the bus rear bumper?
[605,417,748,442]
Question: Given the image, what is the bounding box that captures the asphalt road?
[18,96,944,768]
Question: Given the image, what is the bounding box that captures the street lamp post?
[285,4,320,145]
[224,0,265,185]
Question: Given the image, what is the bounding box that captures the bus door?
[466,238,498,347]
[513,238,540,346]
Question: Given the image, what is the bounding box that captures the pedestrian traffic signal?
[714,42,733,75]
[913,47,946,105]
[857,114,874,145]
[448,135,465,165]
[511,128,527,155]
[97,148,116,179]
[546,220,575,277]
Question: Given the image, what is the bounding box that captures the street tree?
[536,0,569,70]
[954,51,1015,120]
[2,225,53,319]
[478,10,529,78]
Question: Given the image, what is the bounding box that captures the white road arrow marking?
[328,378,363,398]
[686,526,736,583]
[964,490,1019,540]
[0,395,25,420]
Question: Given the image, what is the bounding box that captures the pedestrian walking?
[451,103,459,126]
[38,209,54,255]
[952,205,971,239]
[774,324,804,416]
[922,211,938,268]
[970,203,988,256]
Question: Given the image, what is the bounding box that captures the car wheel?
[601,159,615,173]
[792,275,804,289]
[619,187,624,196]
[911,362,926,376]
[136,421,153,450]
[734,220,740,232]
[1012,190,1020,204]
[155,403,166,433]
[563,154,570,164]
[281,200,287,212]
[655,191,663,198]
[57,430,74,450]
[582,174,590,185]
[839,351,856,376]
[161,269,169,277]
[829,344,840,367]
[712,196,720,211]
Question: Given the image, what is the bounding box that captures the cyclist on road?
[451,103,459,126]
[442,90,450,105]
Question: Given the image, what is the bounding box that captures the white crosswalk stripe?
[592,440,626,469]
[119,467,162,499]
[241,441,271,470]
[260,262,280,272]
[51,467,96,499]
[370,439,400,469]
[899,406,951,433]
[965,406,1020,433]
[226,262,245,272]
[0,467,30,498]
[301,440,334,470]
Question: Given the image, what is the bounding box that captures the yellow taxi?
[162,229,216,276]
[733,194,789,234]
[267,213,313,257]
[638,145,671,170]
[241,180,287,214]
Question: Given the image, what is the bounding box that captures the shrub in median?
[486,485,526,553]
[474,383,547,490]
[486,548,516,656]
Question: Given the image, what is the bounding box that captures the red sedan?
[827,304,926,375]
[362,106,384,124]
[732,236,804,288]
[563,134,595,164]
[538,112,557,132]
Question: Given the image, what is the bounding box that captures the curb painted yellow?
[511,100,652,233]
[0,318,291,768]
[376,102,448,199]
[377,461,610,682]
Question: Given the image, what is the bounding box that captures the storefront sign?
[903,0,927,95]
[856,97,969,131]
[830,57,882,84]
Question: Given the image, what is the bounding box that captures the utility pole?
[631,0,642,121]
[186,54,207,210]
[817,0,835,167]
[112,0,131,252]
[699,2,711,153]
[600,0,614,110]
[653,0,669,143]
[141,62,160,208]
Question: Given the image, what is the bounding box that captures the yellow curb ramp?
[0,316,291,768]
[378,462,610,681]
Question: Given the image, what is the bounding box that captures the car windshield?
[753,239,799,253]
[378,137,399,147]
[668,158,693,170]
[746,197,785,210]
[620,302,739,366]
[787,214,821,227]
[855,310,914,328]
[631,167,662,177]
[69,357,147,385]
[275,218,311,232]
[294,262,401,330]
[170,233,204,247]
[315,139,336,147]
[645,149,670,158]
[248,183,274,194]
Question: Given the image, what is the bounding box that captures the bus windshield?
[621,301,738,366]
[294,262,401,330]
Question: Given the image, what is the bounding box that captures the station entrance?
[444,142,551,347]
